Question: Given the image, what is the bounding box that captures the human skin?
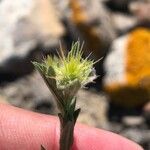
[0,103,143,150]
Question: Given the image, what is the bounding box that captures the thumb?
[0,103,143,150]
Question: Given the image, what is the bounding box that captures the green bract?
[33,41,96,91]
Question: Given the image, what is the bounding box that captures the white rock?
[0,0,65,73]
[104,35,128,86]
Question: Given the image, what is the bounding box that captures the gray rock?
[67,0,116,60]
[0,71,57,114]
[0,95,9,104]
[111,13,137,32]
[105,0,134,12]
[143,102,150,126]
[51,0,70,19]
[121,128,150,144]
[130,1,150,22]
[122,116,145,127]
[103,35,128,88]
[77,90,109,129]
[0,0,65,74]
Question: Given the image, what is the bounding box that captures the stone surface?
[143,102,150,126]
[111,13,137,33]
[77,90,109,129]
[121,128,150,144]
[68,0,116,60]
[122,116,145,127]
[0,95,9,104]
[130,1,150,22]
[51,0,70,19]
[144,102,150,113]
[104,35,127,86]
[105,0,134,12]
[103,28,150,107]
[0,0,65,74]
[0,71,57,114]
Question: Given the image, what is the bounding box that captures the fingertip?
[0,103,58,150]
[72,123,143,150]
[0,104,143,150]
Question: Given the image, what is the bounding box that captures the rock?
[0,95,9,104]
[65,0,117,89]
[77,90,109,129]
[0,71,57,114]
[105,0,134,12]
[121,128,150,144]
[0,0,65,75]
[111,13,137,33]
[143,102,150,113]
[108,122,123,133]
[68,0,116,60]
[130,1,150,22]
[143,102,150,126]
[103,27,150,107]
[51,0,70,19]
[122,116,145,127]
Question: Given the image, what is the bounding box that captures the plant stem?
[58,104,80,150]
[59,120,74,150]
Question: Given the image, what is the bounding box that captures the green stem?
[58,106,80,150]
[59,120,74,150]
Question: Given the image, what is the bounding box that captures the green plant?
[33,41,98,150]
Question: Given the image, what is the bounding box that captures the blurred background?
[0,0,150,149]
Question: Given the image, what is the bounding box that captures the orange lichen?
[104,28,150,108]
[70,0,88,24]
[70,0,103,59]
[126,28,150,87]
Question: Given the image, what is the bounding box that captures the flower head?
[34,41,96,89]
